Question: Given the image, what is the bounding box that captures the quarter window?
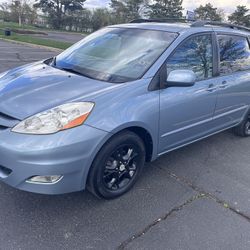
[218,35,250,75]
[167,34,213,81]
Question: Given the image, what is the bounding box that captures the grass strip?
[0,32,72,50]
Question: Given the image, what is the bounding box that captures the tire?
[87,131,146,199]
[233,114,250,137]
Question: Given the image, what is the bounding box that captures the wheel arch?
[124,126,154,162]
[109,122,156,162]
[83,123,157,190]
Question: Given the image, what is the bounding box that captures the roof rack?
[130,19,250,33]
[191,20,250,33]
[130,18,188,24]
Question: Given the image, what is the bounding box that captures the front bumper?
[0,125,109,194]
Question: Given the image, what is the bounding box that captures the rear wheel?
[233,114,250,137]
[87,131,146,199]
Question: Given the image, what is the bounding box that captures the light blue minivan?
[0,20,250,199]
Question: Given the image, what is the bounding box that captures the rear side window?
[218,35,250,75]
[167,34,213,81]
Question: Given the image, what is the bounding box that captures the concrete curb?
[0,37,63,53]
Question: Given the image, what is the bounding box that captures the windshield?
[54,28,178,83]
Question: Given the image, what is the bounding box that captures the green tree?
[0,2,11,21]
[110,0,148,23]
[91,8,111,31]
[34,0,86,29]
[110,0,128,23]
[76,9,92,32]
[217,9,226,22]
[126,0,144,20]
[194,3,222,21]
[148,0,183,19]
[0,1,37,25]
[228,6,250,27]
[10,0,33,26]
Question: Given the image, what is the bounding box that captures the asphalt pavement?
[1,39,250,250]
[33,31,85,43]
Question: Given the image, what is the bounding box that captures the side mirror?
[165,70,196,87]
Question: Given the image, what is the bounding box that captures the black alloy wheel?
[87,131,146,199]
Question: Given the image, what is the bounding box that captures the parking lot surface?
[1,40,250,250]
[33,31,85,43]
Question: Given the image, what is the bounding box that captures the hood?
[0,62,117,121]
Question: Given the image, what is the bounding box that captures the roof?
[110,22,191,33]
[109,21,250,36]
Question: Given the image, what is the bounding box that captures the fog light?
[26,175,63,184]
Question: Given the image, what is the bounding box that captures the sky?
[1,0,250,14]
[84,0,250,14]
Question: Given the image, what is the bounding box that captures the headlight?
[12,102,94,134]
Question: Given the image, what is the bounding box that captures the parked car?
[0,20,250,199]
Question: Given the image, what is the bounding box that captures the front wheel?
[87,131,146,199]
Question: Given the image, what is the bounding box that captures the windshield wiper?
[52,56,57,66]
[60,67,81,75]
[59,67,92,78]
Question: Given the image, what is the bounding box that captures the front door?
[159,33,218,154]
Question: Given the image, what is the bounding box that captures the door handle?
[219,81,228,89]
[207,84,217,92]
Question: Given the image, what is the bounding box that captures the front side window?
[218,35,250,75]
[55,28,178,83]
[166,34,213,81]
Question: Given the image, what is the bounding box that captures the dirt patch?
[11,29,48,35]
